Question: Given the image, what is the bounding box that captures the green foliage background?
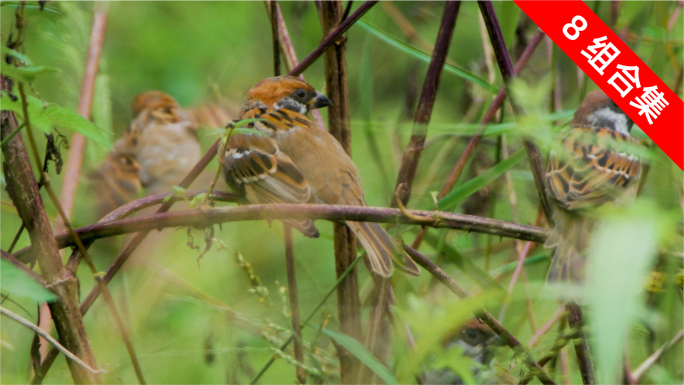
[1,1,682,384]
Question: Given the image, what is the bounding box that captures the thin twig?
[269,0,280,76]
[250,256,364,384]
[477,1,554,226]
[283,224,306,384]
[631,329,684,382]
[528,306,566,347]
[392,0,461,207]
[57,4,108,227]
[290,1,378,76]
[0,307,104,375]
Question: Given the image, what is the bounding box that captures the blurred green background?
[1,1,683,384]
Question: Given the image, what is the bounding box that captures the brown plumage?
[114,91,201,195]
[89,153,142,219]
[221,76,420,277]
[545,90,641,283]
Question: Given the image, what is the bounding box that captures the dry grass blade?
[0,307,105,375]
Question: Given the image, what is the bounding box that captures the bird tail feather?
[545,210,593,283]
[345,221,421,277]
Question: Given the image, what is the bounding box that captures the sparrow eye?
[462,329,481,344]
[294,89,306,99]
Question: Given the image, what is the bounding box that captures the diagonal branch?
[392,1,461,207]
[57,4,108,227]
[0,307,104,376]
[477,1,554,226]
[290,1,378,76]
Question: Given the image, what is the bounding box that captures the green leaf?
[0,259,56,302]
[588,202,674,384]
[0,64,58,83]
[1,93,111,148]
[498,2,522,49]
[359,21,498,94]
[190,193,206,208]
[1,47,33,65]
[322,328,398,385]
[436,148,526,211]
[489,252,550,276]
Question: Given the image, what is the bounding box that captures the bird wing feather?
[546,126,641,211]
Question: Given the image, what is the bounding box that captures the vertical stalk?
[269,0,281,76]
[283,225,305,384]
[1,79,101,385]
[477,1,554,226]
[566,302,597,385]
[320,2,363,383]
[392,1,461,207]
[57,5,108,226]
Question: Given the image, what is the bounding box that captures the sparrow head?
[571,89,634,135]
[112,153,142,175]
[132,91,180,117]
[444,318,498,364]
[245,76,332,115]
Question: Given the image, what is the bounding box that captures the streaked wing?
[546,127,641,211]
[222,133,318,237]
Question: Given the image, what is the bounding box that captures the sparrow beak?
[310,92,332,109]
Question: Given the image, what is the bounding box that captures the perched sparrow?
[545,90,641,282]
[113,91,201,195]
[425,318,507,385]
[89,153,142,219]
[220,76,420,277]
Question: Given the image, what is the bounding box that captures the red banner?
[514,0,684,170]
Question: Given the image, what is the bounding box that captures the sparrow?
[113,91,202,195]
[425,318,511,385]
[220,76,420,277]
[545,89,641,282]
[89,152,142,219]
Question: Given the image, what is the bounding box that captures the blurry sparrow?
[545,90,641,282]
[114,91,201,195]
[425,318,511,385]
[89,153,142,219]
[220,76,420,277]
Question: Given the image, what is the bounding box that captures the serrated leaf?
[322,328,398,385]
[1,93,112,148]
[359,21,497,94]
[436,148,526,212]
[0,64,57,83]
[0,259,56,302]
